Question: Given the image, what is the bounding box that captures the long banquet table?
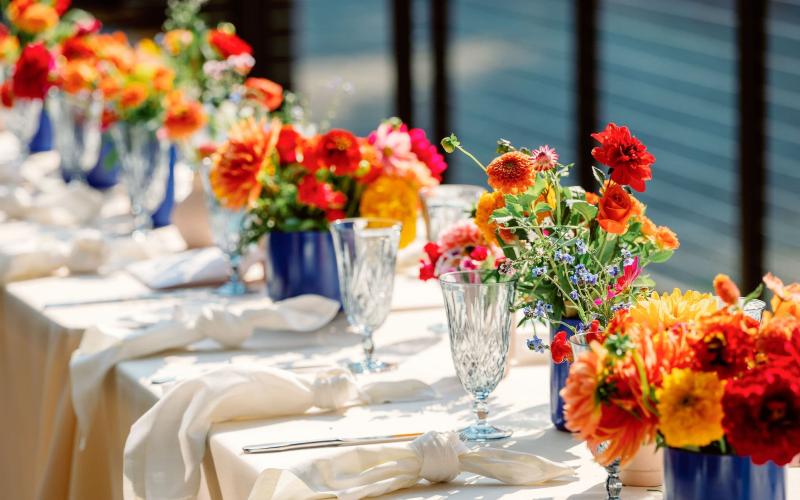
[1,228,799,499]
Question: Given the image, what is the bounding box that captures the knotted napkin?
[70,294,340,447]
[247,430,575,499]
[122,365,436,500]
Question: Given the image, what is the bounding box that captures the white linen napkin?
[70,295,340,448]
[125,247,230,289]
[122,365,437,500]
[248,431,574,500]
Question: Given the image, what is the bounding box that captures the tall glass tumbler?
[331,218,402,374]
[110,121,171,235]
[420,184,486,242]
[439,271,516,441]
[46,88,103,184]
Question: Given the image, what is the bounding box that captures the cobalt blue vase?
[29,108,53,153]
[550,316,581,431]
[85,136,121,189]
[150,145,177,228]
[664,448,785,500]
[264,230,341,302]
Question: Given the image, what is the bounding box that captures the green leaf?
[743,283,764,303]
[569,201,598,222]
[496,139,514,153]
[592,166,607,186]
[633,276,656,288]
[534,202,553,214]
[648,250,674,264]
[441,133,459,153]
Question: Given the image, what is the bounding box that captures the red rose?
[722,363,800,465]
[54,0,71,15]
[591,123,655,192]
[315,129,361,175]
[244,77,283,111]
[13,42,53,99]
[551,331,574,364]
[1,81,13,107]
[208,29,252,58]
[276,125,302,164]
[61,36,95,60]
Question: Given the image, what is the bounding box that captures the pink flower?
[409,127,447,180]
[532,145,558,172]
[437,220,483,251]
[613,256,640,295]
[369,122,436,188]
[470,245,489,261]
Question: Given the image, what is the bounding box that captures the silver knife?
[242,432,423,454]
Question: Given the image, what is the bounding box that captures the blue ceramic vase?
[29,108,52,153]
[150,145,177,228]
[664,448,785,500]
[264,231,341,302]
[550,316,581,431]
[85,136,121,189]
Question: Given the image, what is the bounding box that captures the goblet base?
[458,423,512,442]
[215,279,249,296]
[348,358,396,374]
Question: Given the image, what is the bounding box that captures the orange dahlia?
[210,118,276,210]
[164,91,207,141]
[713,274,740,306]
[486,151,536,194]
[655,225,679,250]
[475,191,512,244]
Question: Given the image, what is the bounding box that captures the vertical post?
[737,0,767,291]
[576,0,598,191]
[393,0,413,125]
[432,0,451,180]
[235,0,294,89]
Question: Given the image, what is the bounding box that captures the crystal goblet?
[200,157,248,295]
[110,121,171,235]
[330,218,402,374]
[46,88,103,184]
[0,96,43,168]
[420,184,486,242]
[439,270,516,441]
[569,333,622,500]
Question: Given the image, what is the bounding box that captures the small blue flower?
[523,305,535,319]
[554,249,563,261]
[531,266,547,277]
[585,273,598,285]
[575,239,588,255]
[569,290,579,301]
[621,248,634,267]
[562,253,575,265]
[607,265,620,277]
[569,273,579,285]
[527,335,546,353]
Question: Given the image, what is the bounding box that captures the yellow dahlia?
[628,289,718,331]
[656,368,725,448]
[359,176,418,248]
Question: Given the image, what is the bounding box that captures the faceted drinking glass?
[46,88,103,184]
[200,157,248,295]
[331,218,402,374]
[570,333,622,500]
[110,121,170,234]
[0,96,43,167]
[439,271,516,441]
[420,184,486,242]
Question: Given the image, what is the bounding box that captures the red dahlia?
[276,125,303,164]
[689,312,759,380]
[722,363,800,465]
[591,123,655,192]
[315,129,362,175]
[13,42,53,99]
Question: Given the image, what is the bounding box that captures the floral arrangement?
[209,117,446,246]
[441,123,678,333]
[561,273,800,467]
[418,219,503,280]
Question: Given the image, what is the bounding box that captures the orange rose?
[118,82,148,109]
[655,225,679,250]
[244,77,284,111]
[7,1,58,34]
[164,91,207,140]
[713,274,740,306]
[597,182,635,234]
[585,192,600,206]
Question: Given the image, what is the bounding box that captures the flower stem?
[456,145,487,172]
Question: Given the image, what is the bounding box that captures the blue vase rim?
[666,446,785,466]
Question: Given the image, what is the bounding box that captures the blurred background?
[76,0,798,292]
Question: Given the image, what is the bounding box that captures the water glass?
[0,97,43,166]
[111,121,171,234]
[200,157,248,295]
[439,271,515,441]
[570,333,622,500]
[330,218,402,374]
[420,184,486,241]
[46,88,103,184]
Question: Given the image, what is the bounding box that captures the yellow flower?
[656,368,726,448]
[359,176,418,248]
[475,191,509,245]
[629,289,718,331]
[163,29,194,55]
[7,1,58,34]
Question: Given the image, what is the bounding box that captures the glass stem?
[473,394,489,428]
[228,252,242,287]
[605,458,622,500]
[362,329,375,365]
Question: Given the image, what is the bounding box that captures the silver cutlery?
[242,432,424,454]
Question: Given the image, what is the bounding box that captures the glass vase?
[46,89,103,184]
